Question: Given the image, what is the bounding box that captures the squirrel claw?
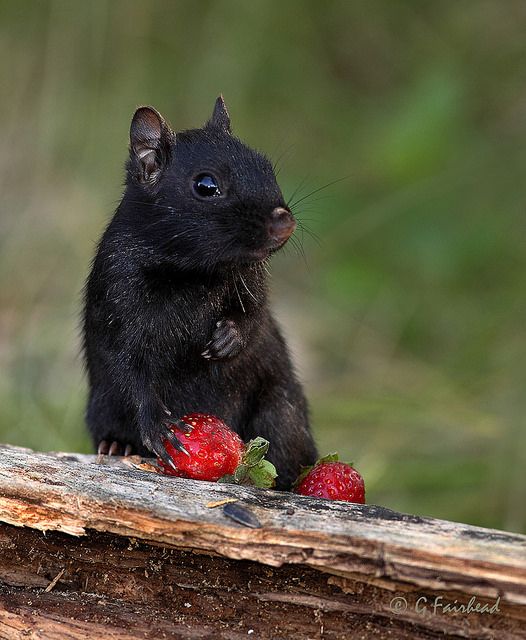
[98,440,134,457]
[159,421,191,457]
[162,417,193,433]
[98,440,109,455]
[156,446,179,470]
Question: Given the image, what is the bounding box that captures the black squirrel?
[82,97,318,489]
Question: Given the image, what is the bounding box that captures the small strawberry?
[293,454,365,503]
[158,413,277,487]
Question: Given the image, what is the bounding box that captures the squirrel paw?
[97,440,134,457]
[141,418,192,471]
[202,319,244,360]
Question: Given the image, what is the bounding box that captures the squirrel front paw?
[202,319,244,360]
[138,402,193,469]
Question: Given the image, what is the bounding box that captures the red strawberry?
[293,454,365,503]
[159,413,243,481]
[158,413,277,487]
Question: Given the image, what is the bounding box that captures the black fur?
[82,97,317,489]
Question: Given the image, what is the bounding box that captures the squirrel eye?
[193,174,221,198]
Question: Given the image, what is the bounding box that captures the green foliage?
[0,0,525,531]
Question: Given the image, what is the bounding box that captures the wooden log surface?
[0,444,525,639]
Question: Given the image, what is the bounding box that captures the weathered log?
[0,445,524,639]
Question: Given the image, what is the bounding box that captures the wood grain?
[0,445,524,638]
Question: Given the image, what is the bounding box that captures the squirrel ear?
[130,106,171,183]
[208,95,231,132]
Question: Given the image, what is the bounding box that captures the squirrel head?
[125,97,296,271]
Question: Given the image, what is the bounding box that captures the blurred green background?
[0,0,525,532]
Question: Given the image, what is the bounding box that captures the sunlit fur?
[83,103,317,489]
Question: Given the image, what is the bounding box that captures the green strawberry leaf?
[246,459,277,488]
[316,453,340,465]
[217,473,236,484]
[233,463,250,483]
[218,437,277,488]
[242,437,269,466]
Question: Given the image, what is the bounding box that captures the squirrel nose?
[267,207,296,246]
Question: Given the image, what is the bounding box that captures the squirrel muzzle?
[267,207,296,249]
